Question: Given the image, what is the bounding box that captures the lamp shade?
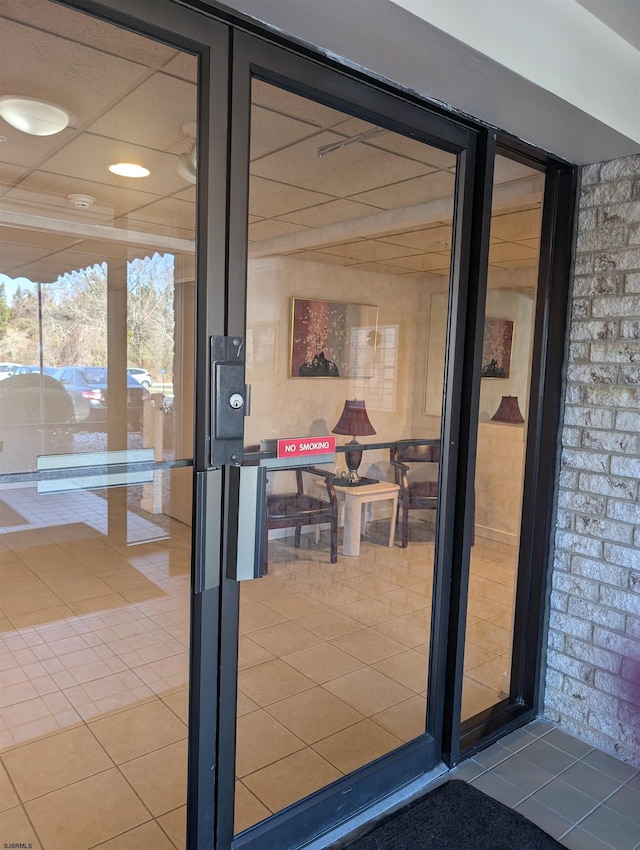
[332,399,376,437]
[491,395,524,424]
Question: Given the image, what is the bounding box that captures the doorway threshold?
[303,762,449,850]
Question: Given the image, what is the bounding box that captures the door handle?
[210,336,250,467]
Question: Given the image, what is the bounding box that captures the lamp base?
[334,475,379,488]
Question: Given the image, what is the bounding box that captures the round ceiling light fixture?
[107,162,150,178]
[0,96,70,136]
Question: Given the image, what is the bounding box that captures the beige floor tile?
[374,587,429,615]
[162,689,189,724]
[3,589,64,616]
[261,592,328,619]
[465,653,510,693]
[336,597,399,626]
[92,820,175,849]
[373,613,430,647]
[244,747,342,814]
[373,649,429,693]
[0,762,19,811]
[25,768,150,850]
[89,699,186,764]
[295,609,362,639]
[239,603,287,634]
[487,609,516,630]
[238,658,315,706]
[339,574,400,597]
[466,620,511,655]
[119,739,187,817]
[52,578,118,603]
[467,595,510,621]
[3,724,113,800]
[234,782,271,834]
[372,695,427,742]
[238,635,275,670]
[68,595,129,616]
[283,642,364,683]
[267,686,364,744]
[236,691,260,716]
[324,667,413,716]
[313,719,403,774]
[157,805,186,849]
[235,710,305,778]
[331,628,405,665]
[248,621,322,656]
[461,676,500,720]
[0,804,43,850]
[463,641,496,670]
[303,584,365,608]
[241,578,294,603]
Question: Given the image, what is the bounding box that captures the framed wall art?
[481,317,514,378]
[289,297,378,378]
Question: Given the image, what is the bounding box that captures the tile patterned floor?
[1,485,638,848]
[451,720,640,850]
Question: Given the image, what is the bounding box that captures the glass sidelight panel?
[0,3,197,846]
[235,79,457,832]
[461,154,545,721]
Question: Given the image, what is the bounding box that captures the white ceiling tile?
[249,175,334,218]
[1,1,174,66]
[382,252,452,272]
[251,81,346,129]
[317,240,422,263]
[251,130,431,196]
[248,219,307,241]
[351,169,455,208]
[291,251,358,266]
[0,21,152,129]
[491,208,542,241]
[347,261,419,275]
[11,172,159,220]
[378,224,453,251]
[162,51,199,83]
[37,133,187,198]
[88,73,197,152]
[494,156,540,184]
[279,198,383,228]
[489,242,539,263]
[251,105,323,161]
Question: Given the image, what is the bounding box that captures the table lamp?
[332,399,376,483]
[491,395,524,424]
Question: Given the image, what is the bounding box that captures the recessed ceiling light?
[0,96,70,136]
[108,162,150,178]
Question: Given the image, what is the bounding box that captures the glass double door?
[0,3,481,849]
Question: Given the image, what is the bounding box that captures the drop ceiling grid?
[0,4,541,286]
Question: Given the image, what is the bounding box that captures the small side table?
[337,481,400,556]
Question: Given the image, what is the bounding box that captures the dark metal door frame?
[218,30,482,850]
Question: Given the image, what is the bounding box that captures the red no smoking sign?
[276,436,336,458]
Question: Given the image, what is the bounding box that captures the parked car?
[0,363,21,381]
[127,367,153,389]
[54,367,148,429]
[15,365,59,376]
[0,373,75,473]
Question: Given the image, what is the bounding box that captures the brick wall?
[544,154,640,767]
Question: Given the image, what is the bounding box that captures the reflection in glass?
[461,154,544,721]
[236,79,457,832]
[0,2,197,846]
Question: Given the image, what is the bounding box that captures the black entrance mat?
[343,780,564,850]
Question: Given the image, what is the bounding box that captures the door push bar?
[210,335,250,468]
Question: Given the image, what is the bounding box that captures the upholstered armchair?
[264,466,338,571]
[389,442,440,548]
